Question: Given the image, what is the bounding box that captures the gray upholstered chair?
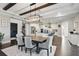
[39,36,54,56]
[16,34,25,51]
[24,36,36,56]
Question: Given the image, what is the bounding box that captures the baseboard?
[2,40,10,44]
[2,37,17,45]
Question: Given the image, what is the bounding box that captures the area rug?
[1,45,56,56]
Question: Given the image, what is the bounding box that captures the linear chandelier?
[26,4,41,22]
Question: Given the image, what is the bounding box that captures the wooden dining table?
[32,34,48,53]
[26,34,48,53]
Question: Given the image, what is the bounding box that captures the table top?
[32,35,48,42]
[26,34,48,42]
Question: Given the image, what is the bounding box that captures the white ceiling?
[0,3,79,23]
[0,3,8,8]
[7,3,30,13]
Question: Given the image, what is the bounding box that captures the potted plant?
[0,32,4,45]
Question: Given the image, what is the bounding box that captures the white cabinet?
[69,34,79,46]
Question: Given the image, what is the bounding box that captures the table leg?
[36,43,40,54]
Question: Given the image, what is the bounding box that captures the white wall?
[0,15,22,44]
[25,23,31,35]
[68,15,79,33]
[0,15,10,44]
[68,18,74,32]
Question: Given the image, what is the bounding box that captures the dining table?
[31,34,48,54]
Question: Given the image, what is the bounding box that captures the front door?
[10,23,17,38]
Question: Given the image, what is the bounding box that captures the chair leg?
[47,49,49,56]
[25,48,27,53]
[50,47,52,53]
[18,46,20,49]
[30,49,32,56]
[21,47,23,51]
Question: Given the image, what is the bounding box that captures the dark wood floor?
[0,43,11,56]
[0,40,17,56]
[53,36,79,56]
[0,36,79,56]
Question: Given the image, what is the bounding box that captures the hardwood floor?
[53,35,79,56]
[0,50,6,56]
[0,36,79,56]
[0,40,17,56]
[0,43,11,56]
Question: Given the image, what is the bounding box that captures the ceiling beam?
[3,3,16,10]
[20,3,57,15]
[30,3,36,6]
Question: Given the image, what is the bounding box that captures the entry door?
[10,23,17,38]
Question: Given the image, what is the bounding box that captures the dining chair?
[16,34,25,51]
[39,35,54,56]
[24,36,36,56]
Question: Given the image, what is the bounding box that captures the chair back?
[49,36,53,47]
[46,36,53,48]
[16,34,24,45]
[39,35,54,54]
[24,36,33,48]
[39,35,53,49]
[44,36,54,53]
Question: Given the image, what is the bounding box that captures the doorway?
[61,21,69,48]
[61,21,68,37]
[10,23,17,38]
